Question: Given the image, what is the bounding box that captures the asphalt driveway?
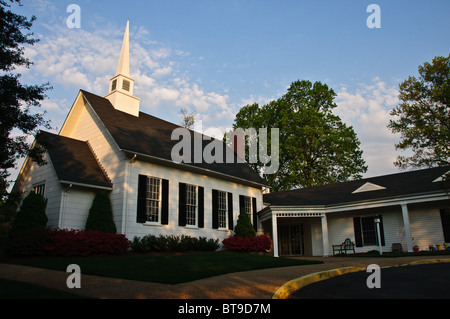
[290,262,450,299]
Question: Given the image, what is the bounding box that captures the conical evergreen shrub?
[6,191,48,256]
[85,191,117,233]
[9,191,48,233]
[233,209,256,238]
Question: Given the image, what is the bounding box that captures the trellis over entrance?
[258,210,328,257]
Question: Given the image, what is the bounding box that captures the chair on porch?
[332,238,356,255]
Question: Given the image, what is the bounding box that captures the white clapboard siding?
[19,152,62,228]
[124,160,263,242]
[61,98,125,231]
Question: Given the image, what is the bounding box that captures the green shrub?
[85,191,116,233]
[130,234,220,253]
[9,192,47,233]
[234,209,256,238]
[6,192,48,256]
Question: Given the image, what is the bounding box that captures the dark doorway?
[279,224,304,256]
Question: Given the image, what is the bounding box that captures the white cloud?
[22,22,233,129]
[335,78,401,177]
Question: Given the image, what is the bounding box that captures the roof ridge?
[85,140,113,188]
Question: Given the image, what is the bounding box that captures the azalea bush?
[44,228,130,256]
[222,235,272,252]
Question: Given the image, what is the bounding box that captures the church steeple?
[105,21,140,117]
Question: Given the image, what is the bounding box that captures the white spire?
[105,21,140,117]
[116,20,130,77]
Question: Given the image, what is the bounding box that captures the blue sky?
[10,0,450,181]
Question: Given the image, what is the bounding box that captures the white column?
[401,204,413,252]
[321,215,329,257]
[272,212,279,257]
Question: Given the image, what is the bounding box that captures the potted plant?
[436,244,442,251]
[413,245,420,253]
[429,244,435,251]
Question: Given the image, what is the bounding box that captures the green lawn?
[11,252,322,284]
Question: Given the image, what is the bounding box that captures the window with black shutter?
[212,189,229,230]
[353,215,385,247]
[136,175,169,225]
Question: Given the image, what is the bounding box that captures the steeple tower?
[105,21,140,117]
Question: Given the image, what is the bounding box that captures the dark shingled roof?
[80,90,267,187]
[263,166,450,206]
[39,131,112,189]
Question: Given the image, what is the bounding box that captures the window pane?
[146,177,160,222]
[186,184,197,225]
[218,191,227,228]
[244,196,251,215]
[361,216,377,246]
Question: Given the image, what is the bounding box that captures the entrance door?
[279,224,304,256]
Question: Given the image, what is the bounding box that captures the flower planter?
[413,247,420,253]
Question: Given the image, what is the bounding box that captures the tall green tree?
[388,54,450,169]
[232,80,367,191]
[0,0,52,199]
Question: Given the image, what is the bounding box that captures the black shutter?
[178,183,186,226]
[198,186,204,228]
[212,190,219,229]
[252,197,257,231]
[136,175,147,223]
[440,208,450,242]
[161,179,169,225]
[239,195,245,214]
[353,217,363,247]
[227,192,233,230]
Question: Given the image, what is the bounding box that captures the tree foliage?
[85,191,117,233]
[232,79,367,191]
[388,54,450,169]
[0,0,52,199]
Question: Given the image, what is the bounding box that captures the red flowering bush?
[44,228,130,256]
[222,235,271,252]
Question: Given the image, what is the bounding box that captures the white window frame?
[185,184,198,227]
[217,191,228,229]
[145,176,161,224]
[243,196,251,216]
[33,182,46,198]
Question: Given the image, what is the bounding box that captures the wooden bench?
[332,238,356,255]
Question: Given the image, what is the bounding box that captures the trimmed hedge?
[130,234,220,253]
[44,229,130,256]
[222,235,272,252]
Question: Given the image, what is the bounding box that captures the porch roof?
[263,166,450,207]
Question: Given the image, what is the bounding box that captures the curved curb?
[272,258,450,299]
[272,266,366,299]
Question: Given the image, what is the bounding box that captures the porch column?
[321,215,330,257]
[401,204,413,252]
[272,212,279,257]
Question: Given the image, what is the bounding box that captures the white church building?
[13,22,450,257]
[13,22,267,243]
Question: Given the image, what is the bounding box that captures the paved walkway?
[1,255,449,299]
